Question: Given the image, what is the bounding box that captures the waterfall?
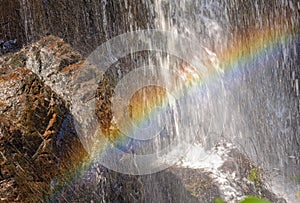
[0,0,299,202]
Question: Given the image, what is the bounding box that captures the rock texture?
[0,36,146,203]
[0,37,93,201]
[140,143,287,203]
[1,0,299,58]
[0,66,67,201]
[0,0,299,202]
[0,0,155,56]
[0,39,18,55]
[0,33,291,203]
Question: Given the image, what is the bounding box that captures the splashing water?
[35,0,299,202]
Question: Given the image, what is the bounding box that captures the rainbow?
[47,18,299,201]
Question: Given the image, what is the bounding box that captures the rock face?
[0,66,67,201]
[0,39,18,55]
[0,36,145,202]
[0,0,299,202]
[0,38,91,201]
[1,0,299,58]
[0,35,290,203]
[10,35,83,102]
[0,0,154,56]
[140,143,287,203]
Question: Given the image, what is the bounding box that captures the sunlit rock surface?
[0,37,145,202]
[0,66,68,201]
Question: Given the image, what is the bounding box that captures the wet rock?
[0,67,68,202]
[218,147,287,203]
[0,35,83,103]
[0,179,19,202]
[0,36,144,203]
[139,142,287,203]
[0,39,18,55]
[0,41,91,202]
[0,0,155,56]
[141,168,220,203]
[0,35,291,202]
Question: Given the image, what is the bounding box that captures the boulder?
[0,66,67,202]
[0,36,144,202]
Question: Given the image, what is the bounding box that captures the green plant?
[247,166,263,194]
[247,167,261,183]
[214,196,271,203]
[240,196,271,203]
[295,175,300,182]
[214,197,226,203]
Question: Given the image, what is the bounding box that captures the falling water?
[0,0,299,202]
[137,0,300,202]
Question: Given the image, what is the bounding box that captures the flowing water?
[69,1,300,201]
[1,0,299,202]
[133,1,300,201]
[152,1,300,202]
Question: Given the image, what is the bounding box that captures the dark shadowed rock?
[0,0,155,56]
[0,39,18,55]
